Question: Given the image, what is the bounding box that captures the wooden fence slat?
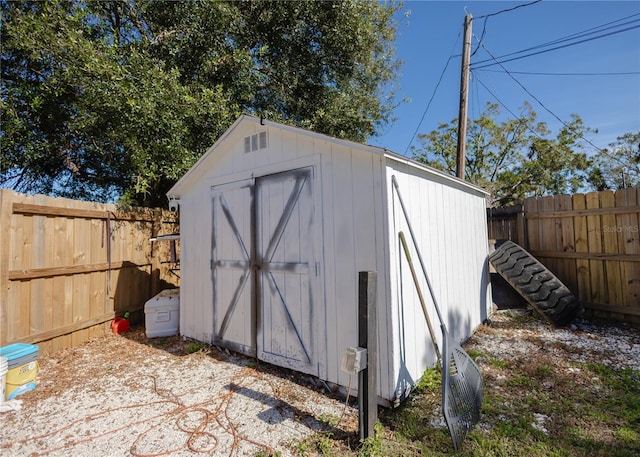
[572,193,591,303]
[8,260,152,281]
[556,194,577,293]
[526,206,640,218]
[524,197,539,252]
[631,188,640,306]
[10,311,119,346]
[0,190,12,343]
[89,218,105,339]
[539,196,559,277]
[585,301,640,317]
[15,281,31,342]
[616,188,640,307]
[600,191,623,306]
[0,190,179,350]
[12,202,155,221]
[527,251,640,262]
[585,191,606,304]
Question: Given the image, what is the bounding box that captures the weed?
[358,422,384,456]
[465,348,485,360]
[489,357,510,369]
[506,373,536,388]
[186,341,206,354]
[415,367,440,392]
[255,451,282,457]
[534,364,553,377]
[318,413,340,427]
[617,427,638,443]
[503,309,538,324]
[316,433,334,455]
[291,437,313,456]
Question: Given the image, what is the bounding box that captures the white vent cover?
[244,131,268,153]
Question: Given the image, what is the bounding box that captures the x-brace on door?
[211,167,319,376]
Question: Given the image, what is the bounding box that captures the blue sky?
[370,0,640,158]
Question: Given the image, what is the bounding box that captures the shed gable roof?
[167,114,488,199]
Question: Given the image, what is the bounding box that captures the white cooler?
[145,288,180,338]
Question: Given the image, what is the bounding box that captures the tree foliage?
[588,132,640,190]
[1,0,401,206]
[412,102,592,207]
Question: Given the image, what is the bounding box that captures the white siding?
[178,188,215,342]
[384,161,491,402]
[170,116,491,405]
[319,143,391,396]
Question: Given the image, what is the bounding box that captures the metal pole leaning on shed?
[358,271,378,441]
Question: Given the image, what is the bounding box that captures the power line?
[518,15,640,54]
[475,0,543,20]
[474,41,605,153]
[472,17,640,69]
[402,32,462,155]
[474,13,640,65]
[473,71,624,168]
[472,74,545,142]
[472,1,544,57]
[473,25,640,70]
[475,69,640,76]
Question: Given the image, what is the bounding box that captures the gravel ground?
[0,327,358,457]
[1,309,639,457]
[466,309,640,373]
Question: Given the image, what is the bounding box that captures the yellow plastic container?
[0,343,39,400]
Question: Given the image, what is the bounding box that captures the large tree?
[588,132,640,190]
[412,102,592,206]
[1,0,401,206]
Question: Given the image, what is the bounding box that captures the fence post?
[0,190,13,346]
[358,271,378,441]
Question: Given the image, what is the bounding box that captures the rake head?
[441,328,484,451]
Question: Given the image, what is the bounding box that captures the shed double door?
[211,167,320,376]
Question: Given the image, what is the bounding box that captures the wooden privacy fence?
[0,190,180,354]
[488,187,640,323]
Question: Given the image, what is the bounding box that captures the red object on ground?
[111,318,130,334]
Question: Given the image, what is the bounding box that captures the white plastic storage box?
[145,289,180,338]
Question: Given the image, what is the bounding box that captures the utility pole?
[456,13,472,180]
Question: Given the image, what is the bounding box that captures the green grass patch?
[186,341,207,353]
[289,315,640,457]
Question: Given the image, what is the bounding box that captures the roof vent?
[244,131,268,153]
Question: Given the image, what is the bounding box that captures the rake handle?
[399,231,442,364]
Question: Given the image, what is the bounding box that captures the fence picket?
[0,190,180,352]
[488,187,639,323]
[600,191,623,307]
[616,188,640,307]
[572,193,591,304]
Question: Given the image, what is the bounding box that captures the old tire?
[489,241,584,326]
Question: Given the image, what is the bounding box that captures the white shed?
[167,115,492,406]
